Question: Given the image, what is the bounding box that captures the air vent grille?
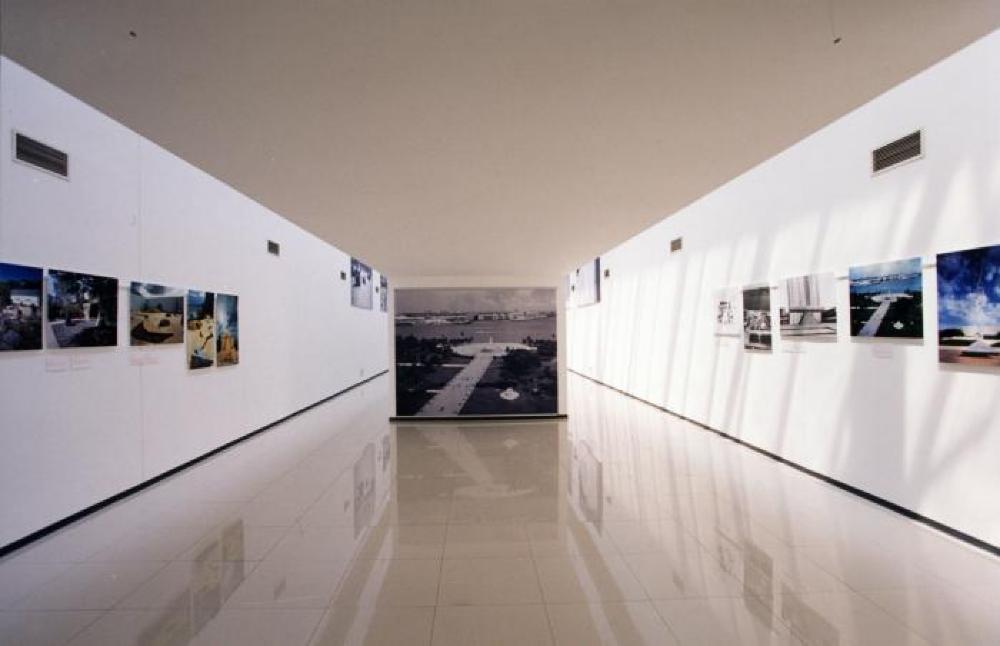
[14,132,68,177]
[670,238,683,253]
[267,240,280,256]
[873,131,921,173]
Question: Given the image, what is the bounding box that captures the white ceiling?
[2,1,998,279]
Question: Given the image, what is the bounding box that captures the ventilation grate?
[873,131,921,173]
[670,237,683,253]
[14,132,68,177]
[267,240,280,256]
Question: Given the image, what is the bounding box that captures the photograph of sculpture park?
[778,272,838,338]
[351,258,373,309]
[186,290,215,369]
[849,258,923,338]
[129,282,184,345]
[742,285,772,351]
[216,293,239,366]
[395,288,558,416]
[937,243,1000,366]
[46,269,118,348]
[0,261,43,351]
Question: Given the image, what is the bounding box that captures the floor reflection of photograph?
[0,261,43,351]
[937,243,1000,366]
[129,282,184,345]
[46,269,118,348]
[394,288,558,416]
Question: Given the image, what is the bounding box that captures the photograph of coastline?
[0,262,43,351]
[570,258,600,307]
[216,293,239,366]
[380,275,388,312]
[742,285,772,351]
[937,244,1000,366]
[351,258,373,309]
[129,282,184,345]
[46,270,118,348]
[186,290,215,369]
[395,288,558,416]
[778,272,838,338]
[849,258,923,338]
[714,287,741,336]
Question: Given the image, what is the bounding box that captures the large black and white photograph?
[742,285,772,351]
[714,287,741,336]
[570,258,600,307]
[46,269,119,348]
[395,288,558,416]
[0,261,43,351]
[351,258,373,309]
[778,272,838,338]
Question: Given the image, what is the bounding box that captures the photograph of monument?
[186,290,215,369]
[351,258,373,309]
[714,287,741,336]
[46,269,118,348]
[571,258,600,307]
[742,285,772,351]
[395,288,558,416]
[379,275,388,312]
[937,243,1000,366]
[0,261,43,351]
[849,258,923,338]
[778,272,838,338]
[216,293,239,366]
[129,282,184,345]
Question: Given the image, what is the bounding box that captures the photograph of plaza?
[742,285,772,351]
[216,293,239,366]
[46,269,118,348]
[351,258,373,309]
[394,288,558,416]
[0,261,43,351]
[778,272,838,338]
[186,290,215,369]
[849,258,923,338]
[937,243,1000,366]
[129,282,184,345]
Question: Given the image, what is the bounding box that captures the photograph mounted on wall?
[46,269,118,348]
[186,290,215,369]
[778,272,838,338]
[380,275,388,312]
[714,287,741,336]
[571,258,601,307]
[216,293,239,366]
[849,258,923,338]
[351,258,373,309]
[395,288,557,416]
[129,282,184,345]
[742,285,772,351]
[937,243,1000,366]
[0,262,43,351]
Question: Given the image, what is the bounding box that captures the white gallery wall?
[0,57,389,547]
[567,31,1000,547]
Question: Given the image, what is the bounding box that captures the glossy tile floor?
[2,373,1000,645]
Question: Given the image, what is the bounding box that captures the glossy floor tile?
[2,372,999,645]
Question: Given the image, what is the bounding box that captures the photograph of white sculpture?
[714,287,741,336]
[46,269,119,348]
[778,272,838,338]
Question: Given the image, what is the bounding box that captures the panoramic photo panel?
[849,258,923,338]
[186,290,216,369]
[937,243,1000,366]
[216,293,239,366]
[351,258,373,309]
[0,261,43,351]
[778,272,838,338]
[742,284,772,351]
[129,282,184,345]
[714,286,741,336]
[394,287,558,416]
[46,269,118,348]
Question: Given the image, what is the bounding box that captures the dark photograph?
[351,258,373,309]
[742,284,772,351]
[46,269,118,348]
[395,288,558,416]
[0,261,43,351]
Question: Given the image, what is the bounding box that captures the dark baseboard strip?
[0,370,390,560]
[390,414,567,423]
[568,368,1000,559]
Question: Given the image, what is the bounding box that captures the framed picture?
[129,282,184,345]
[937,244,1000,366]
[848,258,923,338]
[0,261,43,351]
[46,269,118,348]
[742,285,772,351]
[186,290,215,369]
[351,258,373,309]
[778,273,838,338]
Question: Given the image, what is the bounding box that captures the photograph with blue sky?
[216,293,239,366]
[849,257,923,338]
[186,290,215,369]
[0,261,43,351]
[937,244,1000,366]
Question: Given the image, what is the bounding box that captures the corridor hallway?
[1,372,998,645]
